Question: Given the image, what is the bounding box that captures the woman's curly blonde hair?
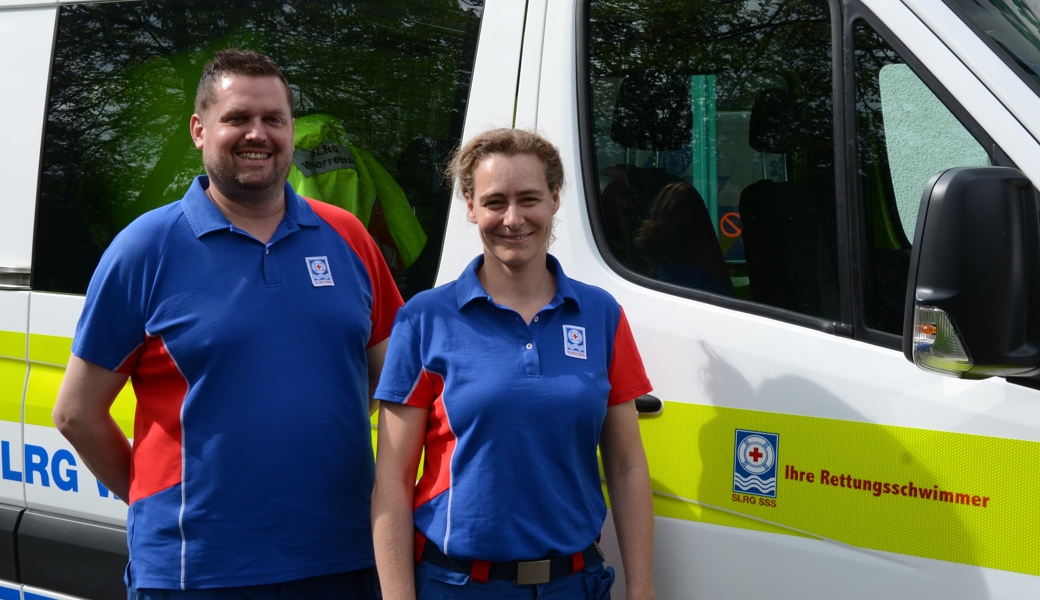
[446,128,565,200]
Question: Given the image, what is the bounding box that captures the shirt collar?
[180,175,321,239]
[456,254,581,310]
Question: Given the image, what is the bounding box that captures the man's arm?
[366,338,389,415]
[601,399,655,600]
[52,355,133,503]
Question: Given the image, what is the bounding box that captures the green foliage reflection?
[36,0,480,297]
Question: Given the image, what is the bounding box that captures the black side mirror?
[903,167,1040,379]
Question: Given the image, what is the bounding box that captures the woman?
[372,129,655,600]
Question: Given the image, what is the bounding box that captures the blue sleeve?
[374,303,436,407]
[71,217,166,372]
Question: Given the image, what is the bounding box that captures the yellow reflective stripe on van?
[106,383,136,438]
[638,401,1040,577]
[27,333,72,367]
[25,334,135,437]
[371,411,378,457]
[0,330,26,361]
[0,330,26,424]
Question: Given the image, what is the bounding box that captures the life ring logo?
[562,324,587,360]
[306,256,335,287]
[733,430,779,498]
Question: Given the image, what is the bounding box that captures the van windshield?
[946,0,1040,87]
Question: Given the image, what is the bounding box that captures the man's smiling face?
[190,74,294,205]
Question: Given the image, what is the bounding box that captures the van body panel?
[515,0,548,131]
[19,512,125,600]
[520,0,1040,597]
[0,493,21,582]
[0,1,56,8]
[0,294,28,511]
[614,511,1040,599]
[437,1,525,287]
[459,0,526,139]
[26,294,80,342]
[0,7,53,269]
[26,293,125,527]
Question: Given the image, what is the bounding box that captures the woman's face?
[466,152,560,272]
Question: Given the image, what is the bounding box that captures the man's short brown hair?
[195,49,294,116]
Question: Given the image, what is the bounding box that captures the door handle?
[0,267,29,290]
[634,394,662,415]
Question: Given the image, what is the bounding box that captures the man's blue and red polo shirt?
[375,255,652,562]
[72,176,402,590]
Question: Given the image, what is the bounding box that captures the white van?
[3,0,1040,598]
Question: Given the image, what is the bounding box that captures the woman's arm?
[372,402,428,600]
[600,399,655,600]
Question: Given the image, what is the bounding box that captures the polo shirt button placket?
[262,244,279,286]
[521,335,540,376]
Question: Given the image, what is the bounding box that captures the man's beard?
[204,147,292,205]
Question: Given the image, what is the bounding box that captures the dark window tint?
[853,21,989,335]
[587,0,839,321]
[34,0,481,299]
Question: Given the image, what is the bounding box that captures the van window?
[586,0,840,321]
[33,0,481,300]
[853,20,990,335]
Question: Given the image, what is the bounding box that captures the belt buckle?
[515,559,551,585]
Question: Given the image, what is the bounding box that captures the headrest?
[611,68,692,152]
[748,89,809,154]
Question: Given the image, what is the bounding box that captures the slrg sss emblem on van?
[733,429,779,499]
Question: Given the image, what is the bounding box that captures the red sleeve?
[607,306,653,405]
[305,198,404,347]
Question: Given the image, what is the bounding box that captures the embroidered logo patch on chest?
[563,325,587,360]
[306,256,334,287]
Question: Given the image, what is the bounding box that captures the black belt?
[417,535,603,585]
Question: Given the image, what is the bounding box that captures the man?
[52,49,402,599]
